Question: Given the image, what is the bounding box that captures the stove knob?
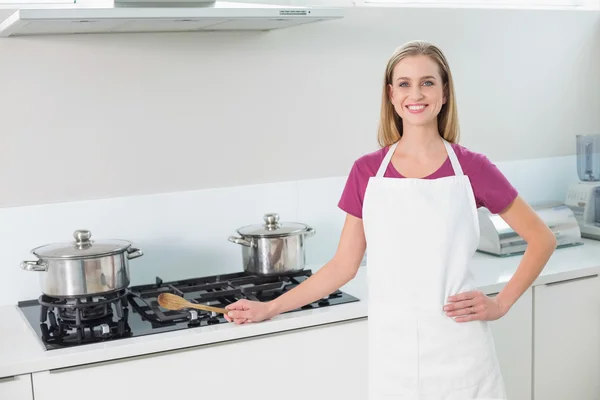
[100,323,110,336]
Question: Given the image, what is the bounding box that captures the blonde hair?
[377,40,460,148]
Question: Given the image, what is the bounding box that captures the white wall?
[0,5,598,305]
[0,153,580,306]
[0,6,598,207]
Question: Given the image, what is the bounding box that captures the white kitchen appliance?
[0,0,343,37]
[477,202,583,257]
[564,134,600,240]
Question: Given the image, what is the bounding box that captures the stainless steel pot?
[228,213,316,275]
[20,229,143,297]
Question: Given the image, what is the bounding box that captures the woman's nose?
[410,86,424,100]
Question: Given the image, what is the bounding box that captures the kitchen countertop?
[1,238,600,378]
[470,239,600,293]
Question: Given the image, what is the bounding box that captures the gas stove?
[18,269,359,350]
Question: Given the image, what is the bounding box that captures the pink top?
[338,142,518,219]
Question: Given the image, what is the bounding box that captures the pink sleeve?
[470,155,518,214]
[338,161,366,219]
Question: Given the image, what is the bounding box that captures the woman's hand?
[443,290,508,322]
[224,299,277,325]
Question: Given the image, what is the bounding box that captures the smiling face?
[388,54,447,130]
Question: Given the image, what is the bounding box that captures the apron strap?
[376,138,463,178]
[376,141,399,177]
[442,139,463,176]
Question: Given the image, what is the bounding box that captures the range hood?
[0,0,343,37]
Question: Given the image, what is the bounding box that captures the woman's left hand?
[443,290,508,322]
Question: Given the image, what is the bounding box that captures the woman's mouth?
[406,104,427,114]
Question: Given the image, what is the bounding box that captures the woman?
[225,40,557,399]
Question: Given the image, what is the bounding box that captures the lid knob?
[73,230,92,247]
[263,213,280,231]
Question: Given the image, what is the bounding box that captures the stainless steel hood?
[0,0,343,37]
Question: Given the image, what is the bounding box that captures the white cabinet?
[488,288,533,400]
[33,319,368,400]
[0,374,33,400]
[533,273,600,400]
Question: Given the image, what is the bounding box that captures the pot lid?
[237,213,309,238]
[31,230,132,259]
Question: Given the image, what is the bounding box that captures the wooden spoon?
[157,292,229,315]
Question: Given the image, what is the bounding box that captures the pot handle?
[228,236,252,247]
[21,260,48,272]
[127,247,144,260]
[305,227,316,238]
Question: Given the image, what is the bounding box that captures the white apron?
[362,138,507,399]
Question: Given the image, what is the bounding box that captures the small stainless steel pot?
[21,230,143,297]
[228,213,316,276]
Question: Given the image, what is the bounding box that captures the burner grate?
[37,289,132,346]
[126,270,319,326]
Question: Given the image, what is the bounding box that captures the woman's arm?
[225,213,366,324]
[444,195,557,322]
[492,196,557,311]
[269,214,366,315]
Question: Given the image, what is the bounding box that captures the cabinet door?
[488,288,533,400]
[533,273,600,400]
[33,319,368,400]
[0,374,33,400]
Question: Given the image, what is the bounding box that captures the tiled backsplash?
[0,154,577,305]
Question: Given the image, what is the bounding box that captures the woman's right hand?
[224,299,277,325]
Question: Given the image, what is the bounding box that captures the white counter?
[470,239,600,292]
[0,267,369,379]
[1,238,600,379]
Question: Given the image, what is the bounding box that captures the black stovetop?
[18,269,359,351]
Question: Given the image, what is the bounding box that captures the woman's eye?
[398,81,434,87]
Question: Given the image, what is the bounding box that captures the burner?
[58,304,110,322]
[37,290,132,347]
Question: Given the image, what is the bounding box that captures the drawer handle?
[545,274,598,286]
[0,376,16,383]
